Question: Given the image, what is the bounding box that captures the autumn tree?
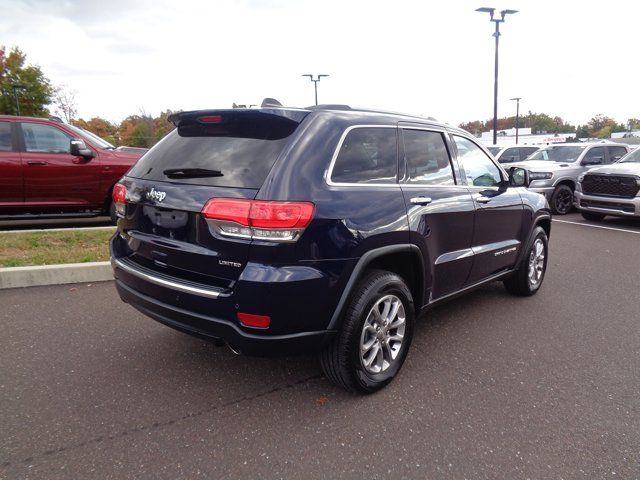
[153,110,175,141]
[72,117,118,145]
[0,46,54,116]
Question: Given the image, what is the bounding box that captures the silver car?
[574,148,640,221]
[511,143,630,214]
[487,145,541,164]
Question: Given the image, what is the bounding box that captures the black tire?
[503,226,549,296]
[580,211,605,222]
[320,269,415,394]
[550,184,573,215]
[108,201,118,225]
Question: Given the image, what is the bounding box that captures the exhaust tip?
[226,343,241,355]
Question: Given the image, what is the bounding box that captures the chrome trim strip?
[472,239,520,256]
[325,124,399,188]
[434,248,474,265]
[111,257,222,299]
[434,240,520,265]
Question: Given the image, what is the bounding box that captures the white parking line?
[0,226,115,234]
[553,219,640,235]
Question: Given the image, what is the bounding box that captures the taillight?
[112,183,127,218]
[202,198,315,242]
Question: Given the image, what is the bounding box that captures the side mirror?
[508,166,530,187]
[582,156,603,166]
[70,139,95,160]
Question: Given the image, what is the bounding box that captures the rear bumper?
[115,278,335,356]
[574,191,639,217]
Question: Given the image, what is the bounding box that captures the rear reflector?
[237,312,271,329]
[202,198,315,242]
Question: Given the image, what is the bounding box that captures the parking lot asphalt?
[1,214,639,479]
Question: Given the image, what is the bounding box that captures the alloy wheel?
[528,238,546,287]
[359,294,406,374]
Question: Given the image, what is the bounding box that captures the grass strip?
[0,229,115,267]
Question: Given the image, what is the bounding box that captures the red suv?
[0,115,144,223]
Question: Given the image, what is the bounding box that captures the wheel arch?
[554,178,576,190]
[328,245,424,330]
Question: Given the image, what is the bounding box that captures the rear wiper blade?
[163,168,224,178]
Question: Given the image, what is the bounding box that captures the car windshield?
[619,149,640,163]
[527,145,586,162]
[487,146,501,155]
[67,124,115,150]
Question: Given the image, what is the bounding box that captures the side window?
[453,136,502,187]
[500,147,520,163]
[0,122,12,151]
[583,146,605,165]
[331,127,397,184]
[22,123,71,154]
[402,129,455,185]
[522,147,539,159]
[607,146,627,163]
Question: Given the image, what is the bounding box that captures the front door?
[399,126,475,301]
[20,122,102,210]
[451,135,524,284]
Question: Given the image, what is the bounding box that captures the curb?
[0,261,113,289]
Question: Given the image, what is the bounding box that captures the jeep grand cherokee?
[110,103,551,393]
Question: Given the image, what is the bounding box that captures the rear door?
[399,126,475,299]
[20,121,102,208]
[451,135,524,284]
[115,110,306,289]
[0,120,23,209]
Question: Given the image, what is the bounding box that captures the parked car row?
[0,115,144,223]
[487,142,633,216]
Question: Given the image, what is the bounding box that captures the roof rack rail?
[48,115,64,123]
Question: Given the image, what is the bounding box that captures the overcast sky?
[3,0,639,126]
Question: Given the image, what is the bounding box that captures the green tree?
[0,46,54,116]
[627,118,640,130]
[587,114,624,137]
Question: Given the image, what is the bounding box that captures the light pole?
[302,74,329,106]
[510,97,521,144]
[12,84,27,116]
[476,7,518,145]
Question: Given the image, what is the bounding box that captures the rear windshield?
[126,115,299,188]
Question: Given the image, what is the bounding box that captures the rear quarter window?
[330,127,397,184]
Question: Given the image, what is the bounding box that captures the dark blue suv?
[110,103,551,393]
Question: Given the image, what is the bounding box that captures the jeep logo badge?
[147,188,166,202]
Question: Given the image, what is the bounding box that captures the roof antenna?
[261,98,283,107]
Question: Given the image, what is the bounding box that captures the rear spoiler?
[168,108,310,127]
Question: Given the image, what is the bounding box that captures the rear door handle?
[27,161,48,166]
[476,196,491,204]
[410,196,433,205]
